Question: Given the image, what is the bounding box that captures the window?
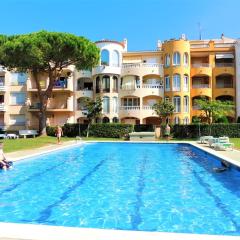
[10,114,26,126]
[103,96,110,113]
[183,52,189,66]
[173,74,181,91]
[183,75,189,91]
[101,49,109,66]
[183,96,189,113]
[165,76,170,91]
[102,117,110,123]
[165,54,170,67]
[10,92,26,105]
[0,76,5,86]
[112,50,120,67]
[174,117,180,125]
[173,96,181,113]
[96,76,100,93]
[112,97,118,113]
[102,75,110,92]
[183,117,189,125]
[11,72,27,86]
[113,76,118,92]
[112,117,119,123]
[122,97,140,106]
[173,52,181,66]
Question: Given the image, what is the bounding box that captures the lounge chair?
[200,136,214,144]
[210,137,234,151]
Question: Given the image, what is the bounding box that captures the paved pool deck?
[2,140,240,240]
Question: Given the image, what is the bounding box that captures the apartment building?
[0,34,239,131]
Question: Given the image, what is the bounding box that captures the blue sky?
[1,0,239,50]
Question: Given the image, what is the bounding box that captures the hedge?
[47,123,133,138]
[173,124,240,138]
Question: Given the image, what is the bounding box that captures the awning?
[216,53,234,59]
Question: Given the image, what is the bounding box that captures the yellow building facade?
[0,35,238,131]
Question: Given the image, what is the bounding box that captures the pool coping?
[1,140,240,240]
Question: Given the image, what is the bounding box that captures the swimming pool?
[0,143,240,236]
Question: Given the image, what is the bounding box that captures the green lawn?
[230,138,240,149]
[1,136,240,153]
[1,136,121,153]
[2,136,75,153]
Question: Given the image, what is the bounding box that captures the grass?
[230,138,240,149]
[2,136,75,153]
[2,136,121,153]
[1,136,240,153]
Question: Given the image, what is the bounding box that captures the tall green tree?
[194,98,234,124]
[152,100,175,124]
[84,97,102,137]
[0,31,99,135]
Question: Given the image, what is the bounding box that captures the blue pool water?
[0,143,240,235]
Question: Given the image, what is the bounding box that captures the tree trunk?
[39,108,47,136]
[86,123,90,138]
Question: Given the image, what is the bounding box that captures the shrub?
[88,123,133,138]
[173,123,240,138]
[47,123,134,138]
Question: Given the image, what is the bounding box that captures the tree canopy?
[0,31,100,135]
[152,100,175,124]
[194,98,234,124]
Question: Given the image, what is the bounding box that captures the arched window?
[96,76,100,93]
[101,49,109,66]
[102,117,110,123]
[173,52,181,66]
[183,117,189,125]
[112,50,120,67]
[165,54,170,67]
[112,117,119,123]
[173,74,181,91]
[183,96,189,113]
[173,96,181,113]
[102,75,110,93]
[112,97,118,113]
[174,117,180,125]
[183,52,189,66]
[183,75,189,91]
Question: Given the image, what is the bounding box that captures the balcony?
[215,63,234,68]
[28,97,74,112]
[121,63,162,76]
[0,103,6,111]
[191,63,212,76]
[192,84,210,89]
[76,89,93,99]
[92,65,121,75]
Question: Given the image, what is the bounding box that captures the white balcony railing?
[214,43,234,48]
[190,44,209,49]
[0,104,6,111]
[119,106,140,110]
[0,85,6,91]
[122,63,161,68]
[142,84,164,89]
[191,63,211,68]
[192,84,210,89]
